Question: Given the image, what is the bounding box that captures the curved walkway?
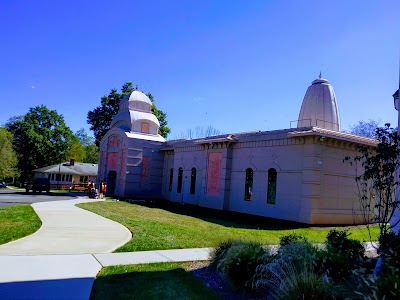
[0,197,211,300]
[0,198,132,255]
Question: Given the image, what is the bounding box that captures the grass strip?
[91,262,222,300]
[0,204,42,245]
[77,201,379,252]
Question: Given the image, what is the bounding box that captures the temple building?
[98,75,377,225]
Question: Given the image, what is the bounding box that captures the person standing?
[99,182,104,199]
[103,182,107,197]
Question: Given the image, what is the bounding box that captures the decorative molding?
[233,138,304,149]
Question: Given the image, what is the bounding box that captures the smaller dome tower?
[297,73,341,131]
[110,90,164,139]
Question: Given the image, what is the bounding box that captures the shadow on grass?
[113,197,310,230]
[0,277,94,299]
[91,266,222,300]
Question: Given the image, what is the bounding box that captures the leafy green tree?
[84,144,99,164]
[74,128,99,163]
[5,105,74,181]
[0,127,18,180]
[65,136,86,162]
[76,128,95,146]
[147,93,171,139]
[87,82,170,145]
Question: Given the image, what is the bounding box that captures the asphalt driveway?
[0,188,85,207]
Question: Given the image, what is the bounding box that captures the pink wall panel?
[142,155,150,177]
[206,152,222,195]
[107,152,118,170]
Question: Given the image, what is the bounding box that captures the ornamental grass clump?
[266,261,337,300]
[252,235,324,295]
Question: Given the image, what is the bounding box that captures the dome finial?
[319,71,322,79]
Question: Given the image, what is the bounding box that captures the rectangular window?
[177,168,183,193]
[190,168,196,194]
[244,168,253,201]
[62,175,65,181]
[56,174,61,181]
[141,122,149,134]
[267,168,277,204]
[169,168,173,192]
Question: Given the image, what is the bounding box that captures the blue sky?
[1,0,399,138]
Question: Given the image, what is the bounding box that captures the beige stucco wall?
[160,133,368,225]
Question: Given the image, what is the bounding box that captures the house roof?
[34,162,98,176]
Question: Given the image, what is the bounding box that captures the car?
[0,182,6,188]
[25,178,50,193]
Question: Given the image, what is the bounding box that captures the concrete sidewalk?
[0,198,132,255]
[0,248,212,300]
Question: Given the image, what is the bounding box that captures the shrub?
[320,229,366,282]
[354,271,400,300]
[379,231,400,274]
[279,233,308,247]
[326,229,365,259]
[217,240,266,290]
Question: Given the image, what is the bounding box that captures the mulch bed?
[182,261,265,300]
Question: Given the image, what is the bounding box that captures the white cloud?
[193,97,203,104]
[31,86,36,89]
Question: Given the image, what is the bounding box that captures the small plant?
[279,233,308,247]
[216,240,266,290]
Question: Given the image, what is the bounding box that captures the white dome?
[122,90,152,105]
[297,74,341,131]
[119,90,153,113]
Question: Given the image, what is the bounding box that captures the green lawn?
[0,204,42,245]
[77,200,379,252]
[91,262,222,300]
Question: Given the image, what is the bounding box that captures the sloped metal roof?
[34,162,98,176]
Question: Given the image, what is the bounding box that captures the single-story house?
[34,159,98,187]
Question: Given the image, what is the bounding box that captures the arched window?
[190,168,196,194]
[244,168,253,201]
[177,167,183,193]
[267,168,277,204]
[169,168,173,192]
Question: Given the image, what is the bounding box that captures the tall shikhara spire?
[297,74,341,131]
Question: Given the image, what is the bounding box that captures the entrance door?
[107,171,117,195]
